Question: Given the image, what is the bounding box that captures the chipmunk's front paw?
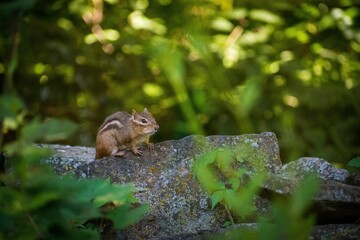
[131,147,143,156]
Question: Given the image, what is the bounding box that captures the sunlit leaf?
[105,0,118,4]
[143,83,164,98]
[249,9,283,25]
[211,17,234,32]
[103,29,120,41]
[84,33,97,44]
[129,10,166,35]
[211,190,225,209]
[216,149,233,175]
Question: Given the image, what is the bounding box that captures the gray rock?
[347,172,360,186]
[74,132,280,239]
[151,224,360,240]
[310,224,360,240]
[39,132,360,239]
[281,157,349,182]
[38,144,95,174]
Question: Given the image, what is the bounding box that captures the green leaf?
[195,150,218,168]
[348,156,360,168]
[235,155,245,163]
[16,118,77,144]
[25,191,60,211]
[193,159,225,193]
[211,17,234,32]
[223,189,237,211]
[0,94,24,119]
[236,168,247,178]
[39,118,78,142]
[211,190,225,209]
[216,149,233,174]
[108,203,149,229]
[225,173,265,219]
[291,175,320,217]
[229,177,240,191]
[249,9,283,25]
[92,183,138,207]
[258,217,280,240]
[19,117,44,143]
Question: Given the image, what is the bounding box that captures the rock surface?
[151,224,360,240]
[40,132,360,239]
[280,157,349,182]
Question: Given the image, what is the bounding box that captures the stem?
[3,10,23,94]
[224,204,235,225]
[27,214,44,239]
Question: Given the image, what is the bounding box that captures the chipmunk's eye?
[141,118,148,124]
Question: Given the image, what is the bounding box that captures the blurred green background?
[1,0,359,165]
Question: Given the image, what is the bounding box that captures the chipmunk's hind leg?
[113,150,125,157]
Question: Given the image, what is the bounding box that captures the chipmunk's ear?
[132,109,138,118]
[144,108,148,113]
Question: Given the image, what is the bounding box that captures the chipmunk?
[95,108,159,160]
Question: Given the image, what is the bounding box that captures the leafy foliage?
[193,148,265,221]
[0,95,148,239]
[210,176,320,240]
[266,176,320,240]
[1,0,359,164]
[194,147,320,239]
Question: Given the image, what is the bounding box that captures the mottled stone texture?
[80,132,280,239]
[40,132,360,239]
[281,157,349,182]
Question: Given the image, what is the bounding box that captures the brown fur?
[95,109,159,159]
